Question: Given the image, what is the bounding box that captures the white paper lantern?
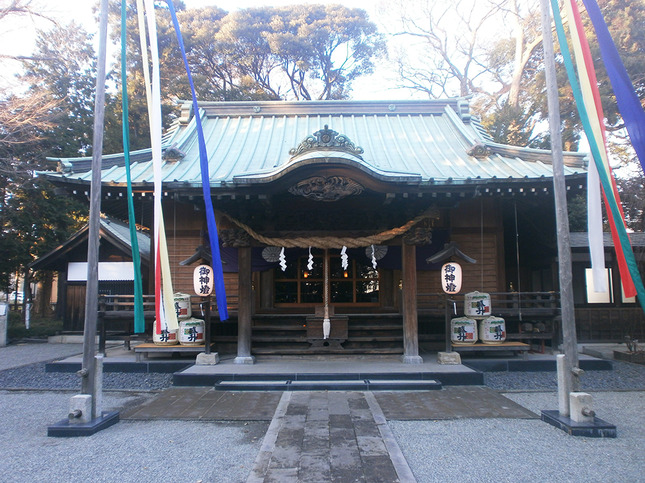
[441,262,462,294]
[193,264,214,296]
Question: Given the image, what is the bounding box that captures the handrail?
[97,293,239,314]
[417,291,560,317]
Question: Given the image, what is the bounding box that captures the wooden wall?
[576,307,645,342]
[163,200,239,312]
[418,198,505,296]
[417,228,503,295]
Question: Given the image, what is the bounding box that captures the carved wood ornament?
[403,218,433,245]
[289,125,364,159]
[288,176,364,202]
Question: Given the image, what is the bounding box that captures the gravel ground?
[391,391,645,483]
[1,343,643,483]
[0,361,174,391]
[0,390,267,483]
[1,351,644,393]
[484,360,645,391]
[0,342,84,371]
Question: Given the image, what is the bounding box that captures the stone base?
[613,350,645,365]
[437,351,461,365]
[541,410,616,438]
[69,394,93,423]
[196,352,220,365]
[401,355,424,365]
[569,392,594,423]
[234,355,256,365]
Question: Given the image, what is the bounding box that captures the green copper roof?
[44,99,588,189]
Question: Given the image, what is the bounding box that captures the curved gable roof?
[42,99,588,190]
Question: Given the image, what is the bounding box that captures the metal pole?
[323,249,330,320]
[539,0,580,397]
[81,0,109,418]
[323,249,330,339]
[445,294,451,353]
[204,294,211,354]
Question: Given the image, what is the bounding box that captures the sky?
[2,0,422,101]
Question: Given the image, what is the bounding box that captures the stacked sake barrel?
[152,317,179,346]
[152,293,189,345]
[179,317,205,346]
[152,293,204,346]
[451,291,506,345]
[175,293,205,346]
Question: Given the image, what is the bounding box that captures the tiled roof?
[570,232,645,248]
[29,216,150,270]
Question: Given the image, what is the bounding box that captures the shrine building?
[40,98,617,361]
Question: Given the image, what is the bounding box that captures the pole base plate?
[48,411,119,437]
[541,409,616,438]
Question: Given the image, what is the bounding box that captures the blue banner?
[165,0,228,320]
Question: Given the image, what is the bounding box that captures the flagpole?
[80,0,109,417]
[539,0,581,412]
[47,0,121,436]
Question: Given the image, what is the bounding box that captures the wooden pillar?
[234,246,255,364]
[401,242,423,364]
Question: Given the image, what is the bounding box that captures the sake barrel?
[464,291,491,319]
[179,317,205,346]
[173,292,192,320]
[451,317,478,345]
[479,316,506,344]
[152,321,178,346]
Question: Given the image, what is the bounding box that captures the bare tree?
[390,0,510,99]
[388,0,549,115]
[0,92,59,155]
[0,0,58,63]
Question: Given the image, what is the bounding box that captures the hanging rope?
[480,197,484,290]
[514,200,523,322]
[216,209,437,249]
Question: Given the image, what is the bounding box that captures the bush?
[6,309,63,340]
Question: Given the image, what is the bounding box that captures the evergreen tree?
[18,22,100,158]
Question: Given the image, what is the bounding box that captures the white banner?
[587,162,607,292]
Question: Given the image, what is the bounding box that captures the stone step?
[214,378,442,391]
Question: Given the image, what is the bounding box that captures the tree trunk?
[37,271,55,316]
[22,268,31,324]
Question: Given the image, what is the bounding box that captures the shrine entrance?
[245,248,395,356]
[273,250,380,307]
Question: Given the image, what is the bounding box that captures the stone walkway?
[122,387,536,482]
[247,391,413,483]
